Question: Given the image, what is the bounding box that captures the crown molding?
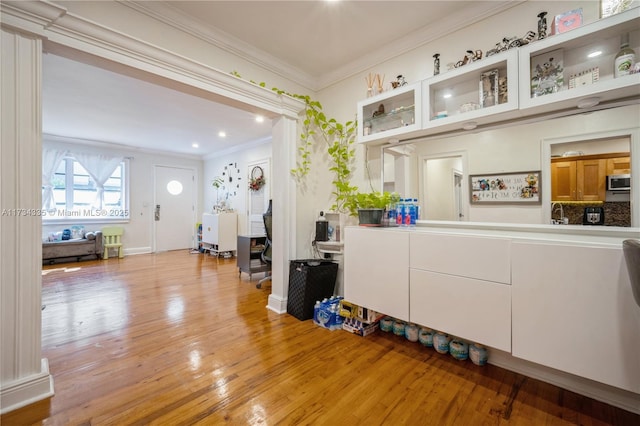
[122,0,318,92]
[1,1,305,119]
[317,1,525,90]
[122,1,522,92]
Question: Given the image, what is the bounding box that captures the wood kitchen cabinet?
[607,156,631,175]
[551,156,606,201]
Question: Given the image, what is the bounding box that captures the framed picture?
[569,67,600,89]
[470,171,541,204]
[479,69,499,108]
[531,49,564,97]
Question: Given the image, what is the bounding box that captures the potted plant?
[230,71,358,214]
[345,191,400,226]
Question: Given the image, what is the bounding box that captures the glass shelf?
[518,9,640,113]
[363,105,415,135]
[357,82,421,144]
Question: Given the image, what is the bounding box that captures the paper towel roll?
[449,339,469,361]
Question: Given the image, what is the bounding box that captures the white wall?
[298,1,598,247]
[54,0,311,99]
[424,157,462,221]
[42,135,203,253]
[203,141,272,236]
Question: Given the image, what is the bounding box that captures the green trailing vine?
[231,71,358,213]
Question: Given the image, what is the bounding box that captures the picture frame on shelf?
[479,69,499,108]
[569,67,600,89]
[470,171,541,204]
[530,49,564,97]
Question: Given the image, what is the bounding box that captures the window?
[45,157,129,221]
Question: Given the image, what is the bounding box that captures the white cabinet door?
[410,232,511,284]
[409,269,511,351]
[202,213,237,252]
[512,241,640,393]
[344,227,410,321]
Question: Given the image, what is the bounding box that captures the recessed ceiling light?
[443,93,452,99]
[462,121,478,130]
[588,50,602,58]
[192,143,199,148]
[255,115,264,123]
[577,97,600,109]
[218,131,226,138]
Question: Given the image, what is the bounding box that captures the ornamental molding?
[0,1,304,119]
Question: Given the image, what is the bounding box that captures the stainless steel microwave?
[607,174,631,191]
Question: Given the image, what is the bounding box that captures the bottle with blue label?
[410,198,419,225]
[396,199,405,226]
[407,199,417,226]
[403,198,414,226]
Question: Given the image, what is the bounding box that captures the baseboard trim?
[123,247,152,256]
[267,294,287,314]
[488,349,640,415]
[0,359,54,415]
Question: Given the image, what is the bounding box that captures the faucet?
[551,202,566,224]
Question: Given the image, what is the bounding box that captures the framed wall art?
[470,171,541,204]
[479,69,499,108]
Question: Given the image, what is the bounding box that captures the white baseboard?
[267,294,287,314]
[488,349,640,415]
[0,358,54,415]
[123,247,152,256]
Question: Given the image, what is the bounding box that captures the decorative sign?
[470,171,541,204]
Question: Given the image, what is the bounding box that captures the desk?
[237,235,270,279]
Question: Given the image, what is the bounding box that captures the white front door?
[154,165,195,251]
[247,159,270,234]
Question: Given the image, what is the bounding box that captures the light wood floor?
[3,251,639,425]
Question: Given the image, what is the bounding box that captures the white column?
[0,27,53,414]
[267,115,297,313]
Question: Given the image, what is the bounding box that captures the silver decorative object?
[538,11,548,40]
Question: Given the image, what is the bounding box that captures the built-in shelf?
[423,49,520,135]
[356,8,640,145]
[357,82,422,144]
[518,8,640,114]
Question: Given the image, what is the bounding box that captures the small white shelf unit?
[356,9,640,145]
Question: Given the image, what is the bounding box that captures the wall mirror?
[381,103,639,228]
[543,128,637,227]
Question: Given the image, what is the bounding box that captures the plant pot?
[358,208,384,226]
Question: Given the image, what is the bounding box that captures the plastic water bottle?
[396,199,405,226]
[404,198,414,226]
[409,198,418,226]
[313,300,321,325]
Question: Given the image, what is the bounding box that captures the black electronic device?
[315,211,329,242]
[583,206,605,225]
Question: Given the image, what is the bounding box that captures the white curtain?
[74,152,123,209]
[42,148,67,211]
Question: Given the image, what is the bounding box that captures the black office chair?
[623,239,640,308]
[257,200,272,289]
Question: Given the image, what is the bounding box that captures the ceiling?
[43,1,514,157]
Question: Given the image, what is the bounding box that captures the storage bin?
[287,259,338,321]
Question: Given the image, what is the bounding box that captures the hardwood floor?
[3,251,639,425]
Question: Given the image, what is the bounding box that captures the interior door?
[453,170,464,221]
[247,159,270,234]
[154,165,195,251]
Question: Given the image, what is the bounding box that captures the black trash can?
[287,259,338,321]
